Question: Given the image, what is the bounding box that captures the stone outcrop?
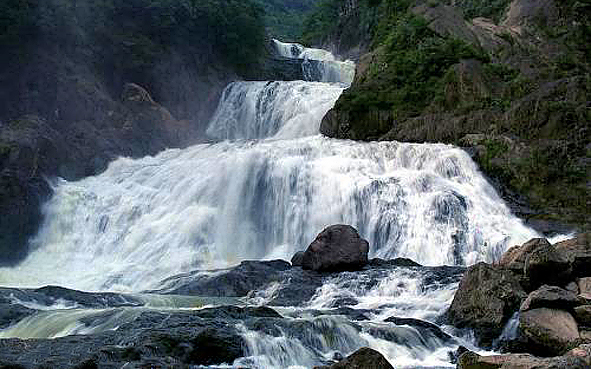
[457,346,591,368]
[300,225,370,272]
[448,234,591,358]
[315,347,393,369]
[447,262,526,347]
[499,238,551,275]
[520,285,580,312]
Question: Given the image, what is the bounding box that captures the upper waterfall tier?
[206,81,345,140]
[272,39,355,85]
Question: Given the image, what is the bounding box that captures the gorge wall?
[309,0,590,233]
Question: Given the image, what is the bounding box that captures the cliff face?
[315,0,590,232]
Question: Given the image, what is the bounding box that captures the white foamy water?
[0,134,537,292]
[272,39,356,85]
[206,81,345,140]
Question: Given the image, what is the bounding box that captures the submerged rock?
[301,225,369,272]
[316,347,393,369]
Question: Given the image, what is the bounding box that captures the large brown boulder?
[457,349,589,369]
[520,285,580,312]
[447,262,527,347]
[499,238,551,275]
[519,308,580,356]
[300,225,369,272]
[315,347,393,369]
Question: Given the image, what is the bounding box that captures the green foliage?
[339,12,488,118]
[452,0,511,23]
[301,0,344,45]
[253,0,319,40]
[1,0,266,75]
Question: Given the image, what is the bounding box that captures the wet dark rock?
[301,225,369,272]
[316,347,393,369]
[0,305,35,330]
[519,308,580,356]
[369,258,422,267]
[0,305,279,368]
[291,251,305,266]
[447,262,527,347]
[384,316,454,343]
[154,259,292,296]
[520,285,581,312]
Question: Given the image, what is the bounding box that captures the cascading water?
[272,39,356,85]
[0,41,543,368]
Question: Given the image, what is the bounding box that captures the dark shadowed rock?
[369,258,422,267]
[315,347,393,369]
[554,233,591,278]
[524,244,571,290]
[574,305,591,327]
[519,308,580,356]
[154,259,292,296]
[384,316,454,342]
[520,285,580,312]
[301,225,369,272]
[291,251,305,267]
[447,262,526,347]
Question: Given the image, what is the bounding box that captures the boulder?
[520,285,580,312]
[499,238,551,275]
[384,317,453,342]
[315,347,393,369]
[457,349,589,369]
[554,233,591,277]
[524,244,571,290]
[447,262,527,347]
[301,225,369,272]
[519,308,580,356]
[574,305,591,327]
[291,251,305,267]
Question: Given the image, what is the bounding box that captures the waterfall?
[272,39,356,85]
[0,85,537,291]
[0,40,542,369]
[206,81,345,140]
